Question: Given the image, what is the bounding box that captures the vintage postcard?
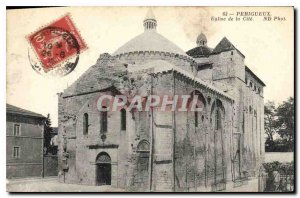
[6,6,294,192]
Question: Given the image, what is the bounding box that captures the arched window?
[188,90,207,110]
[207,96,211,105]
[121,109,126,131]
[96,152,111,164]
[137,140,150,152]
[83,113,88,135]
[188,91,206,129]
[215,109,222,130]
[211,99,224,131]
[101,108,107,133]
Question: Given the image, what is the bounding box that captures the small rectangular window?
[195,112,198,127]
[215,109,221,130]
[13,147,20,158]
[121,109,126,131]
[14,124,20,136]
[101,111,108,133]
[83,113,89,135]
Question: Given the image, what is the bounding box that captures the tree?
[264,98,295,152]
[276,97,294,151]
[264,101,279,149]
[44,113,53,154]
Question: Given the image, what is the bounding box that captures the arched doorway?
[136,140,150,189]
[96,152,111,185]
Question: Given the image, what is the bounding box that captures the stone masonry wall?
[209,49,264,178]
[149,71,234,191]
[57,50,263,192]
[210,50,245,81]
[58,54,131,187]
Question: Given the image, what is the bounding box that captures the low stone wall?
[7,163,43,179]
[265,152,294,163]
[44,155,58,177]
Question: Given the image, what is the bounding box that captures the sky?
[6,7,294,126]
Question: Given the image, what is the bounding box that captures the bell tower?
[196,32,207,46]
[143,8,157,31]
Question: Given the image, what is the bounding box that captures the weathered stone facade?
[58,10,265,191]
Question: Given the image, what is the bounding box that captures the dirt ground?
[7,177,259,192]
[224,178,259,192]
[6,177,125,192]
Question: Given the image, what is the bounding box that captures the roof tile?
[6,104,45,118]
[212,37,245,57]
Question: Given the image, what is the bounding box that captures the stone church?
[58,9,265,192]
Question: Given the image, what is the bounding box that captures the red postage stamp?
[27,14,87,75]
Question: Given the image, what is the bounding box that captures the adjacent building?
[48,127,58,155]
[57,10,265,191]
[6,104,45,178]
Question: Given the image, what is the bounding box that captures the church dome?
[112,9,187,57]
[113,31,187,56]
[187,32,211,58]
[186,45,212,58]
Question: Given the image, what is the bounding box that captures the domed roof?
[186,45,212,58]
[113,31,187,56]
[112,9,187,57]
[187,32,212,57]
